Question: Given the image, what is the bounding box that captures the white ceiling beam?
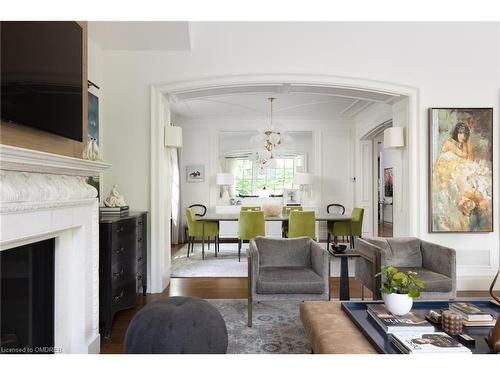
[348,101,374,117]
[340,99,360,115]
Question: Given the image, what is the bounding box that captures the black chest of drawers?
[99,211,147,338]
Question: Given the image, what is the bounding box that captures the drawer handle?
[114,247,125,255]
[113,268,124,278]
[113,291,124,302]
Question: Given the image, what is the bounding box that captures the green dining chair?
[329,207,364,248]
[238,210,265,262]
[288,210,316,240]
[185,208,219,260]
[240,206,261,212]
[281,205,303,237]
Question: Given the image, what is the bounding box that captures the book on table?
[449,302,494,322]
[367,304,435,334]
[99,206,130,212]
[389,332,472,354]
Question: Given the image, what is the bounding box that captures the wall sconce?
[383,127,405,213]
[216,173,234,200]
[164,125,183,148]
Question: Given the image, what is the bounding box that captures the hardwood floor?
[99,276,493,354]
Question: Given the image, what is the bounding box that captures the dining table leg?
[202,223,205,260]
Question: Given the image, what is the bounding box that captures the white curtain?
[170,148,181,244]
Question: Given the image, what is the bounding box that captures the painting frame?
[283,188,301,205]
[383,167,393,198]
[186,165,205,182]
[428,108,493,233]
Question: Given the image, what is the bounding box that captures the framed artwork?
[88,92,99,145]
[429,108,493,232]
[283,188,301,205]
[384,168,393,197]
[186,165,205,182]
[86,92,100,198]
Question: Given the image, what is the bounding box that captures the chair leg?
[361,285,365,301]
[238,240,242,262]
[247,298,252,327]
[187,237,191,257]
[327,232,331,249]
[214,236,217,257]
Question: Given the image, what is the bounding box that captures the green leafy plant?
[375,266,425,298]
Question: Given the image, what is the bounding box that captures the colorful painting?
[384,168,393,197]
[429,108,493,232]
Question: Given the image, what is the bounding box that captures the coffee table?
[341,299,500,354]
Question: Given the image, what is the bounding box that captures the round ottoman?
[124,296,228,354]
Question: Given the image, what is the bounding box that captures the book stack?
[449,302,496,327]
[389,332,472,354]
[367,304,436,334]
[100,206,130,217]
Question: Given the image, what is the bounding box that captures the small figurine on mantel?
[82,137,101,161]
[103,184,127,207]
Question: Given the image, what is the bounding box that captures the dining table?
[195,212,353,258]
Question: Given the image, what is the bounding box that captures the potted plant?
[375,266,425,316]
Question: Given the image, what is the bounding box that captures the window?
[232,157,300,197]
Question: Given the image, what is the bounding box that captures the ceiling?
[88,22,191,51]
[170,83,399,120]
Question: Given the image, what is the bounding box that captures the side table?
[329,249,360,301]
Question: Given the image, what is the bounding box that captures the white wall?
[99,22,500,290]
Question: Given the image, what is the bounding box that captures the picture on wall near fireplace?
[186,165,205,182]
[384,168,393,197]
[429,108,493,233]
[86,92,100,198]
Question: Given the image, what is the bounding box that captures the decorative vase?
[382,292,413,316]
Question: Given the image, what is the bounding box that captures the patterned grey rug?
[171,243,354,277]
[207,299,310,354]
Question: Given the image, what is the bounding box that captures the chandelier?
[251,97,284,172]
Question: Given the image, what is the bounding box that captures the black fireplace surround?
[1,238,55,354]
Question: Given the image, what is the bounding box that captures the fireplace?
[0,144,109,353]
[1,238,55,354]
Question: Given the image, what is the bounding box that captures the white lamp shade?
[294,172,314,185]
[165,126,183,148]
[216,173,234,185]
[383,127,405,149]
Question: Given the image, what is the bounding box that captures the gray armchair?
[355,237,456,300]
[247,236,330,327]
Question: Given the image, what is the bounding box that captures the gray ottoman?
[124,296,228,354]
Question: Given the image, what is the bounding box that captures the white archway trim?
[150,74,419,293]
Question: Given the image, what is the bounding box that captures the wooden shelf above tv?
[0,21,88,159]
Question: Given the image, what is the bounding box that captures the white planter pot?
[382,293,413,316]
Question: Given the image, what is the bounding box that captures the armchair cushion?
[398,267,453,292]
[383,237,422,268]
[255,236,311,268]
[257,267,325,294]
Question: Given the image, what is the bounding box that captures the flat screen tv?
[1,21,83,141]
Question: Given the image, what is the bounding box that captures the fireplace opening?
[1,238,55,354]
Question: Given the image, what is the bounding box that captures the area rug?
[171,243,355,277]
[207,299,310,354]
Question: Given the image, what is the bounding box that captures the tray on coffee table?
[341,299,499,354]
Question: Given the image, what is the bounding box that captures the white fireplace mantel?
[0,145,110,354]
[0,144,110,176]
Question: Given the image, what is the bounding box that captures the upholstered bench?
[300,301,377,354]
